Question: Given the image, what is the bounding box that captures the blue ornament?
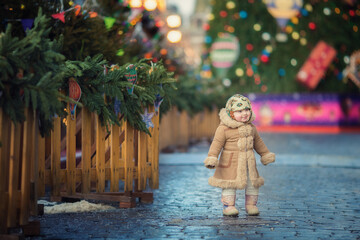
[141,108,155,129]
[251,57,259,65]
[300,8,308,16]
[239,11,248,19]
[205,36,212,44]
[278,68,286,76]
[262,49,270,57]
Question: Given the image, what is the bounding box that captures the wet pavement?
[28,133,360,240]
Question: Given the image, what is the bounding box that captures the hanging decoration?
[154,95,163,114]
[104,17,116,30]
[51,12,65,23]
[297,41,337,90]
[125,64,137,94]
[51,5,82,23]
[68,78,82,118]
[210,33,240,78]
[264,0,303,30]
[21,19,34,33]
[344,50,360,89]
[141,108,155,129]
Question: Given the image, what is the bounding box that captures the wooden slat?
[0,109,10,233]
[81,108,92,194]
[37,131,45,197]
[137,130,147,190]
[96,115,106,193]
[66,105,77,195]
[148,105,159,189]
[7,121,22,227]
[124,121,134,192]
[30,110,38,216]
[20,109,33,225]
[110,124,121,192]
[178,110,189,148]
[51,116,61,197]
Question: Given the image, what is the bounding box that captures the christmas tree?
[201,0,360,96]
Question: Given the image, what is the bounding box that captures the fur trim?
[260,152,275,165]
[208,177,246,189]
[204,156,219,168]
[219,108,255,129]
[251,177,264,188]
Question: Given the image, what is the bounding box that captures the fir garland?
[0,9,68,135]
[64,55,175,134]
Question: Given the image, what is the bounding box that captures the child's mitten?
[204,156,219,169]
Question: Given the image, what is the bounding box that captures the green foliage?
[0,9,67,135]
[0,2,178,135]
[64,55,176,134]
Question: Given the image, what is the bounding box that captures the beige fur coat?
[204,108,275,189]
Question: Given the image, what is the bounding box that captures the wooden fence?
[159,107,220,151]
[0,105,159,236]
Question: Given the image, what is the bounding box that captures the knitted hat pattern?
[225,94,253,121]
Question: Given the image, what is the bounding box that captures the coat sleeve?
[253,126,275,165]
[204,125,226,168]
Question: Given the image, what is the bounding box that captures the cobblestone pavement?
[29,134,360,240]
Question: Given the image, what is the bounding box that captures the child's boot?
[221,194,239,216]
[245,194,259,216]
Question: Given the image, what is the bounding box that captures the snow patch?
[41,200,115,214]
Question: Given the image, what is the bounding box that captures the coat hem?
[208,176,265,189]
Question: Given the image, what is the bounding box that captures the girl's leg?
[221,188,239,216]
[245,174,260,216]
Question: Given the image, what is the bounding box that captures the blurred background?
[1,0,360,151]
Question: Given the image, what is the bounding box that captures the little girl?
[204,94,275,216]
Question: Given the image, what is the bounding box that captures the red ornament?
[220,11,227,18]
[260,55,269,63]
[308,22,316,30]
[349,10,355,16]
[203,23,210,31]
[246,44,254,51]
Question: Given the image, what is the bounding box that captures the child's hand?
[204,156,218,169]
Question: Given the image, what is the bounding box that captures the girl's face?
[233,109,251,123]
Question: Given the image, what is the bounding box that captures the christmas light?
[166,15,181,28]
[167,30,182,43]
[236,68,244,76]
[300,38,307,45]
[323,8,331,15]
[144,0,157,11]
[265,45,273,53]
[253,23,261,31]
[226,1,236,9]
[305,4,313,12]
[208,13,215,21]
[291,17,299,24]
[129,0,142,8]
[246,44,254,51]
[220,11,228,18]
[262,32,271,41]
[308,22,316,30]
